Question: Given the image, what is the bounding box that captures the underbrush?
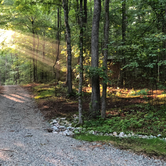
[79,104,166,137]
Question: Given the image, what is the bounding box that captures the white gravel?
[0,85,165,166]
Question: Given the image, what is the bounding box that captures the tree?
[62,0,73,95]
[90,0,101,118]
[78,0,84,124]
[101,0,110,119]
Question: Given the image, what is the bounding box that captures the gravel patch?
[0,85,165,166]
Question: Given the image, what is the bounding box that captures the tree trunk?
[101,0,110,119]
[53,8,61,83]
[0,71,1,86]
[62,0,73,95]
[32,17,37,82]
[56,8,61,82]
[78,0,84,124]
[163,5,166,82]
[120,0,127,87]
[41,32,46,82]
[90,0,101,118]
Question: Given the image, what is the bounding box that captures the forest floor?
[22,82,166,123]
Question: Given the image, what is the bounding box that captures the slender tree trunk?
[56,8,61,81]
[62,0,73,95]
[101,0,110,119]
[32,17,36,82]
[0,71,1,86]
[78,0,84,124]
[36,34,39,82]
[120,0,127,87]
[41,32,46,82]
[33,32,36,82]
[163,5,166,82]
[90,0,101,118]
[53,8,61,83]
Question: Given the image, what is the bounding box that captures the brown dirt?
[22,84,89,121]
[22,83,154,122]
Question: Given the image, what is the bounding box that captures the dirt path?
[0,85,165,166]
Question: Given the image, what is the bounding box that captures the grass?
[74,134,166,159]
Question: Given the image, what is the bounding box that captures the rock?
[67,127,73,131]
[52,126,59,132]
[157,134,161,137]
[66,131,74,136]
[138,135,143,138]
[149,135,154,139]
[104,133,109,136]
[113,132,118,137]
[88,130,95,134]
[113,132,117,136]
[76,127,82,130]
[47,128,53,133]
[59,126,66,129]
[131,132,135,136]
[60,118,66,121]
[119,132,124,137]
[52,119,58,124]
[62,130,68,136]
[142,135,148,139]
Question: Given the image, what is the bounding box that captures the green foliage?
[84,66,111,84]
[77,104,166,137]
[131,89,149,96]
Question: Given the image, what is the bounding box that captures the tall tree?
[101,0,110,119]
[90,0,101,118]
[120,0,127,86]
[78,0,84,124]
[62,0,73,95]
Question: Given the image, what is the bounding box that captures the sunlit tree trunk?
[62,0,73,95]
[90,0,101,118]
[56,8,61,82]
[53,8,61,82]
[36,34,39,82]
[31,17,37,82]
[101,0,110,119]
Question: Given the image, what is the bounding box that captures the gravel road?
[0,85,165,166]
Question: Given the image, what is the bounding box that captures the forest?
[1,0,166,156]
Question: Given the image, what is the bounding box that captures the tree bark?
[120,0,127,87]
[62,0,73,95]
[31,17,37,82]
[78,0,84,124]
[53,8,61,83]
[101,0,110,119]
[90,0,101,118]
